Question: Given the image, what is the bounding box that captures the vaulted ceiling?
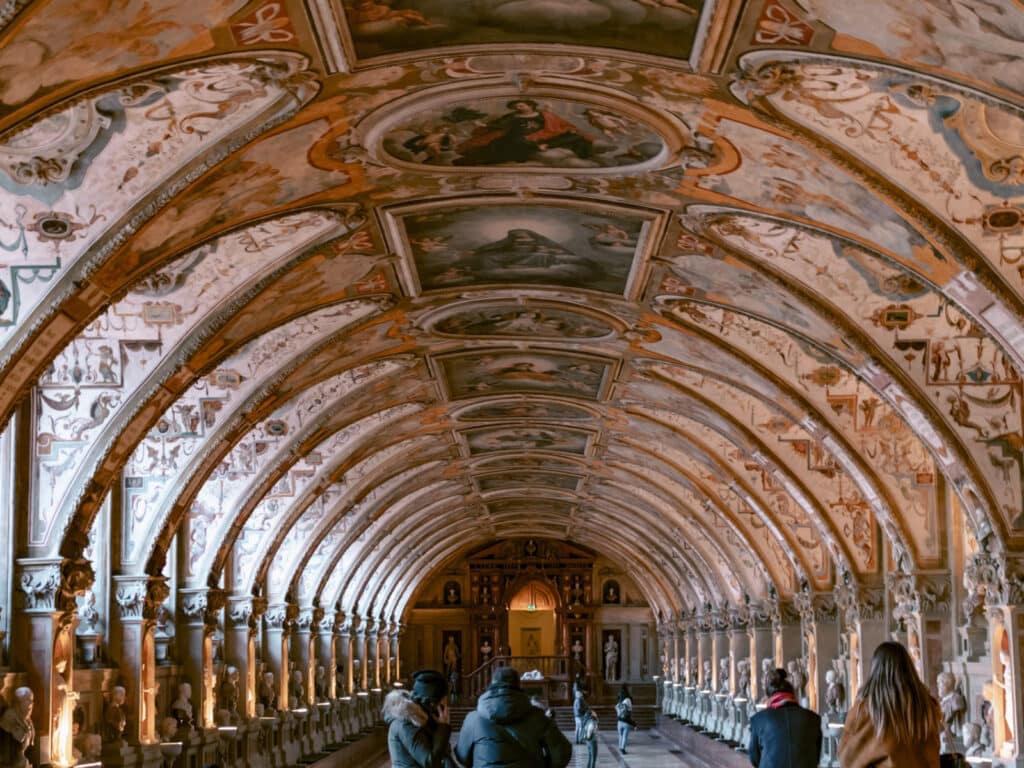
[1,0,1022,625]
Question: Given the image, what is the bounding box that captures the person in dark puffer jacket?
[748,667,822,768]
[383,669,452,768]
[455,667,572,768]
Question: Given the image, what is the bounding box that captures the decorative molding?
[16,558,94,618]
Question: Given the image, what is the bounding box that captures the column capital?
[178,587,227,629]
[264,602,297,631]
[294,606,318,633]
[965,552,1024,616]
[794,588,837,627]
[112,575,169,623]
[15,557,94,623]
[835,578,885,630]
[226,595,266,631]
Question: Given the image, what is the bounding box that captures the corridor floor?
[568,729,705,767]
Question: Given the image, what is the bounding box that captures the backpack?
[582,715,597,741]
[615,699,630,719]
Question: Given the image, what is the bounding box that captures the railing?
[459,655,575,699]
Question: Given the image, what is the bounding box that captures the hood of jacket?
[383,690,428,728]
[476,685,534,725]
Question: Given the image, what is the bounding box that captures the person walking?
[573,688,589,744]
[382,669,452,768]
[581,709,599,768]
[748,667,822,767]
[455,667,572,768]
[839,641,941,768]
[616,683,637,754]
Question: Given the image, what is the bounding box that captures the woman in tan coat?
[838,641,941,768]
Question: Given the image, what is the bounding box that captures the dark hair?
[766,668,794,696]
[618,684,631,701]
[857,641,939,745]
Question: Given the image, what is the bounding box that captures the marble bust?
[170,681,194,732]
[0,687,35,768]
[103,685,128,744]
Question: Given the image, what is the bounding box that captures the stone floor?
[568,728,701,767]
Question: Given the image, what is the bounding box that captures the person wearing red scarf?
[748,668,822,767]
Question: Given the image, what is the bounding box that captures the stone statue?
[481,639,494,664]
[825,669,845,717]
[963,722,984,757]
[288,669,305,710]
[689,658,699,687]
[719,658,731,695]
[103,685,128,744]
[315,665,328,702]
[981,699,994,753]
[999,649,1016,754]
[444,636,461,676]
[52,657,79,767]
[787,659,807,706]
[938,671,966,754]
[702,660,713,691]
[258,671,276,714]
[736,659,751,699]
[170,681,195,732]
[761,658,774,700]
[603,634,619,682]
[0,687,35,768]
[218,666,240,725]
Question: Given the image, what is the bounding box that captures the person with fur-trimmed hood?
[456,667,572,768]
[383,669,452,768]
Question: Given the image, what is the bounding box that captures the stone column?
[336,614,354,697]
[777,599,802,667]
[367,619,381,690]
[355,616,370,692]
[12,557,94,766]
[381,622,394,686]
[317,612,338,700]
[264,603,296,712]
[795,590,839,714]
[729,610,750,697]
[749,602,775,702]
[178,587,226,729]
[391,623,404,684]
[226,595,265,719]
[838,578,886,705]
[111,575,170,745]
[712,610,730,693]
[292,607,318,707]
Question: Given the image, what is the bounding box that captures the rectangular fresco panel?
[438,350,612,401]
[392,203,653,296]
[340,0,705,62]
[464,426,591,456]
[477,471,582,492]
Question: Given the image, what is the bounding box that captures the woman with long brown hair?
[839,641,941,768]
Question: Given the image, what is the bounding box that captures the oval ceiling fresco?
[381,94,667,170]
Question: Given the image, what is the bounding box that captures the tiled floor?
[568,729,700,767]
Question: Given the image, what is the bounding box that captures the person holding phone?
[383,669,452,767]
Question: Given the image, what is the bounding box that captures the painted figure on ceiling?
[455,99,594,166]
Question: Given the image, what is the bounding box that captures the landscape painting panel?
[384,96,664,169]
[401,204,648,295]
[342,0,705,62]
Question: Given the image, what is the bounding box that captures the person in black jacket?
[455,667,572,768]
[748,667,822,768]
[383,669,452,768]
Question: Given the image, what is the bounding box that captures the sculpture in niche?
[570,575,585,605]
[998,649,1016,756]
[787,659,808,707]
[288,669,305,709]
[938,671,966,754]
[964,722,985,757]
[102,685,128,745]
[52,655,79,767]
[718,658,731,695]
[480,638,493,664]
[218,666,240,726]
[761,658,774,700]
[258,671,277,714]
[0,687,34,768]
[315,666,328,703]
[736,659,751,699]
[571,637,584,665]
[443,581,461,606]
[825,668,846,718]
[603,581,620,604]
[443,635,461,676]
[702,660,713,691]
[170,681,194,732]
[603,634,619,682]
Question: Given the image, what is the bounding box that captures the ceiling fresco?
[2,0,1024,629]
